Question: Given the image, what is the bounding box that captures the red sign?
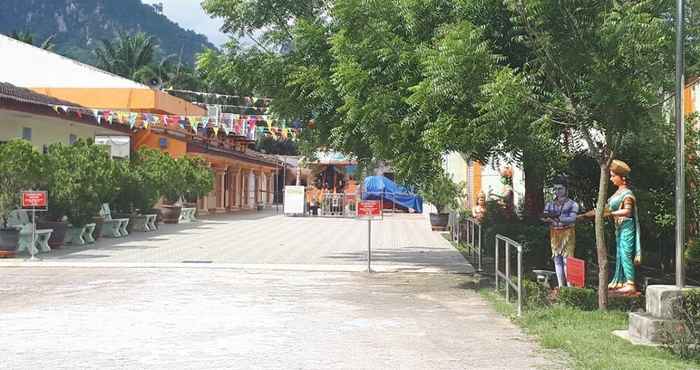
[566,257,586,288]
[22,191,47,209]
[357,200,382,219]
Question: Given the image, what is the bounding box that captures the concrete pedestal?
[623,285,691,345]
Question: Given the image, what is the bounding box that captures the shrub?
[0,140,43,227]
[557,287,597,311]
[522,279,550,309]
[43,141,110,226]
[420,172,462,214]
[662,289,700,360]
[180,156,214,203]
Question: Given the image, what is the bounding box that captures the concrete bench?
[100,204,129,238]
[179,208,197,223]
[7,210,53,254]
[64,223,96,246]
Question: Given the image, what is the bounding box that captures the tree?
[9,31,56,51]
[495,0,683,309]
[94,32,171,85]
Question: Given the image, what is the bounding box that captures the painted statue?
[541,176,579,288]
[606,160,642,293]
[473,191,487,223]
[489,166,515,219]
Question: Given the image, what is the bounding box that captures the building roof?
[0,34,205,116]
[0,82,82,107]
[0,34,145,89]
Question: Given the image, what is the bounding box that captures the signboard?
[566,257,586,288]
[284,186,306,215]
[357,200,382,219]
[21,191,47,210]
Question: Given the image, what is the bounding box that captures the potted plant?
[133,148,184,223]
[0,140,43,252]
[180,155,214,210]
[421,172,462,230]
[88,143,118,240]
[42,141,105,246]
[112,157,161,231]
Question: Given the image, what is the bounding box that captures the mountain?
[0,0,217,65]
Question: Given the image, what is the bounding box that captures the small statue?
[581,160,642,294]
[473,191,487,223]
[489,166,515,219]
[542,176,579,288]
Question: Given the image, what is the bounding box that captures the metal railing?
[462,217,483,272]
[495,234,523,316]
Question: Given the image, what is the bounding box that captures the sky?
[141,0,229,47]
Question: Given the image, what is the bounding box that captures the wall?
[0,109,124,150]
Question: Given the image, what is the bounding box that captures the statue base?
[618,285,693,345]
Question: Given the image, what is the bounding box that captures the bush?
[557,287,597,311]
[0,140,43,227]
[43,141,113,226]
[180,156,214,203]
[522,279,550,309]
[662,289,700,360]
[420,172,462,214]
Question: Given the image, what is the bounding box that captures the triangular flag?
[188,116,199,131]
[60,105,69,113]
[213,126,219,136]
[179,116,186,129]
[76,110,82,119]
[52,105,60,114]
[152,115,160,127]
[128,113,138,129]
[93,109,101,125]
[201,116,210,128]
[163,115,169,127]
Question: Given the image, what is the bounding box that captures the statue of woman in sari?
[582,160,642,294]
[606,160,642,293]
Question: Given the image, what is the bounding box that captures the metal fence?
[461,217,483,272]
[494,234,523,316]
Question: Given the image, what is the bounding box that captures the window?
[22,127,31,141]
[69,134,77,145]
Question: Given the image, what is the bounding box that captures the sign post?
[21,191,48,261]
[357,200,382,272]
[566,257,586,288]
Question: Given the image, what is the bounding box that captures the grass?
[480,289,700,370]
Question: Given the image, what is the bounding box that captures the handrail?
[495,234,523,316]
[456,216,483,273]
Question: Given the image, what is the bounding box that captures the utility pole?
[675,0,686,288]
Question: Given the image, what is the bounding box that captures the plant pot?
[429,213,449,230]
[0,228,19,252]
[93,216,105,241]
[37,221,68,248]
[160,205,182,224]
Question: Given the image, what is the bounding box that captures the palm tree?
[94,32,161,82]
[9,31,56,51]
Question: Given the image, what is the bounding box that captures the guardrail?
[495,234,523,316]
[462,217,483,272]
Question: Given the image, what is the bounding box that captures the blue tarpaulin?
[362,176,423,213]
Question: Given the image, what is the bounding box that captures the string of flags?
[164,89,273,104]
[48,104,303,142]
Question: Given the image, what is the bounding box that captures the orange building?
[0,34,281,214]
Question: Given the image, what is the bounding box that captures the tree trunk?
[595,161,609,310]
[523,158,545,220]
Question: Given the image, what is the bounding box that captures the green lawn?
[481,290,700,370]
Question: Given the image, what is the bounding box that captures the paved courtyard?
[0,268,563,369]
[1,210,469,273]
[0,210,565,369]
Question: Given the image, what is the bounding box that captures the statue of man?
[542,176,579,288]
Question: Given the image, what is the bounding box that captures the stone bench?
[179,208,197,223]
[16,224,53,255]
[64,223,96,246]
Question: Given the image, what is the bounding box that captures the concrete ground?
[0,211,565,369]
[1,211,469,273]
[0,268,563,370]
